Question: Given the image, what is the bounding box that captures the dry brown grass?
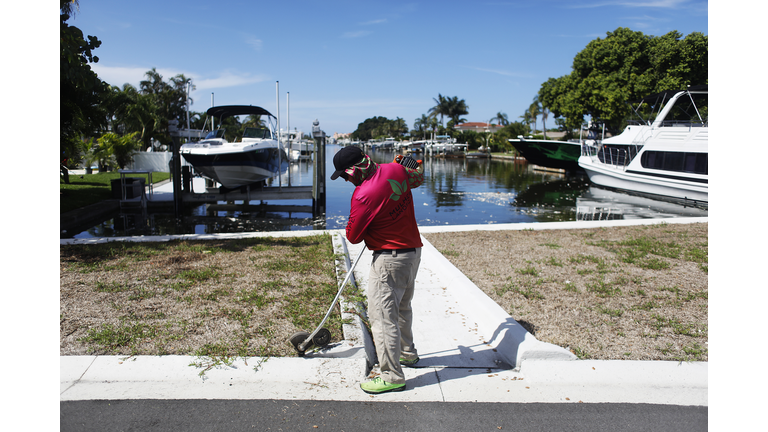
[60,222,708,363]
[60,234,342,360]
[423,222,708,361]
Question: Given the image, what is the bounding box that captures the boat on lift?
[180,105,289,189]
[578,85,708,203]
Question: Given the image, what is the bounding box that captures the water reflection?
[576,186,707,220]
[64,144,707,239]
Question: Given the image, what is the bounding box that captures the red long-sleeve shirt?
[345,162,424,250]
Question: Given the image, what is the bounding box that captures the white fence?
[128,152,192,172]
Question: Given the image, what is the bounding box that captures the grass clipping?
[60,234,343,362]
[424,222,708,361]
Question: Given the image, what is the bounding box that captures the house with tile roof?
[453,122,504,133]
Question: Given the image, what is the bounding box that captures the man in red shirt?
[330,146,424,394]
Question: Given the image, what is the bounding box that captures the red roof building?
[453,122,504,133]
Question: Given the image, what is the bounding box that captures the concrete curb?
[417,235,577,368]
[417,217,707,234]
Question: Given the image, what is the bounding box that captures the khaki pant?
[367,248,421,384]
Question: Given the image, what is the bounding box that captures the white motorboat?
[180,105,289,189]
[426,136,467,157]
[578,85,708,203]
[405,140,426,154]
[281,129,313,162]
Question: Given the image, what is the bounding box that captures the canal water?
[63,144,707,239]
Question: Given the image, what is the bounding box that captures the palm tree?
[528,101,542,135]
[519,111,532,135]
[492,111,509,126]
[427,116,439,138]
[122,86,161,150]
[392,117,408,137]
[414,114,430,138]
[428,94,449,127]
[541,106,550,139]
[139,69,194,142]
[446,96,469,126]
[243,114,265,128]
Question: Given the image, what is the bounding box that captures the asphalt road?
[61,399,707,431]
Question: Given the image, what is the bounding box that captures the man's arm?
[345,195,374,244]
[404,163,424,189]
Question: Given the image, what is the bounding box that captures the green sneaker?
[400,356,420,367]
[360,377,405,394]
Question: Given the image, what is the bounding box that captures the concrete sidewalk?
[60,218,708,405]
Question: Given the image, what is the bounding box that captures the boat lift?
[166,119,327,219]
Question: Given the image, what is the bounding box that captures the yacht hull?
[508,139,582,171]
[578,155,707,202]
[182,147,288,189]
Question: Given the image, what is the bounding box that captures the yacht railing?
[582,144,643,170]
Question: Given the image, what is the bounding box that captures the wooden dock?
[181,185,314,203]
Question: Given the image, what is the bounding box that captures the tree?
[527,100,541,135]
[391,117,408,137]
[537,28,707,135]
[97,132,141,169]
[139,68,192,145]
[413,114,431,139]
[518,111,532,134]
[60,0,109,182]
[218,115,244,142]
[428,94,449,127]
[499,122,527,151]
[492,112,509,126]
[352,116,398,141]
[243,114,265,129]
[445,96,469,126]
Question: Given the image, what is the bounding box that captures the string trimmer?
[288,246,366,356]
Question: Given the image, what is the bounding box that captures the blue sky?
[62,0,709,137]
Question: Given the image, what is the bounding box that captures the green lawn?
[60,172,171,214]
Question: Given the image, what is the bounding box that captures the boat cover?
[206,105,274,119]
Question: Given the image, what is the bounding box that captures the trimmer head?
[288,328,332,356]
[289,331,311,356]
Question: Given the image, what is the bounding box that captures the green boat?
[507,137,583,171]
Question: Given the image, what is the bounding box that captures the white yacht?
[578,85,707,203]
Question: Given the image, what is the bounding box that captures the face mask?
[344,154,377,185]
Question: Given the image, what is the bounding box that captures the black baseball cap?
[330,146,365,180]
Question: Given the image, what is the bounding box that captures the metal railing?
[582,144,643,170]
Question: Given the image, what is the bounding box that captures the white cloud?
[342,30,372,38]
[89,64,267,91]
[244,35,263,51]
[90,65,182,87]
[568,0,693,8]
[359,18,387,25]
[463,66,534,79]
[194,71,269,90]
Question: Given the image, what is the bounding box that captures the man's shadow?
[397,317,536,389]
